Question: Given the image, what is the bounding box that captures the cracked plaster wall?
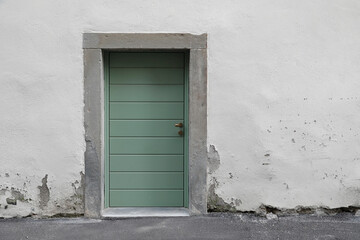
[1,0,360,217]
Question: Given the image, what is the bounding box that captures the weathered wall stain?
[208,177,236,212]
[207,146,238,212]
[0,189,6,196]
[255,204,360,216]
[38,175,50,209]
[6,198,16,205]
[11,189,26,202]
[64,171,85,211]
[1,186,30,206]
[208,145,220,175]
[74,171,84,199]
[0,168,83,218]
[5,189,28,205]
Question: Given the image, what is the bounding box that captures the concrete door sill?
[102,207,190,218]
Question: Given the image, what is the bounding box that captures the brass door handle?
[175,123,183,128]
[178,130,183,136]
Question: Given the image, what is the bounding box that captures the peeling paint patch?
[68,172,85,211]
[255,204,360,216]
[38,175,50,209]
[11,189,25,202]
[53,172,85,213]
[208,145,220,174]
[208,177,236,212]
[207,146,239,212]
[0,187,31,209]
[6,198,16,205]
[232,198,242,207]
[74,171,85,198]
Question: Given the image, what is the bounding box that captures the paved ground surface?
[0,213,360,240]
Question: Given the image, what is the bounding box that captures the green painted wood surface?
[110,52,184,68]
[109,190,183,207]
[110,68,184,85]
[110,120,183,137]
[110,172,183,189]
[104,52,110,208]
[183,52,189,207]
[110,137,183,155]
[107,52,187,208]
[110,155,183,172]
[109,102,184,120]
[110,85,184,102]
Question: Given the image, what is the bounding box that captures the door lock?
[175,123,183,136]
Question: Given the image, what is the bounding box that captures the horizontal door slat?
[110,120,183,137]
[110,102,183,120]
[110,137,183,154]
[110,85,183,102]
[110,155,183,172]
[110,172,183,189]
[110,53,184,68]
[110,68,184,85]
[109,190,183,207]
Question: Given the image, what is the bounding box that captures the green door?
[105,52,187,207]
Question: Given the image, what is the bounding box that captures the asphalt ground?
[0,213,359,240]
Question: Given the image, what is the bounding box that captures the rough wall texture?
[0,0,85,217]
[1,0,360,217]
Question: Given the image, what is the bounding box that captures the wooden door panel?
[110,120,182,137]
[110,68,184,85]
[109,190,184,207]
[110,85,183,102]
[110,155,183,172]
[109,102,183,120]
[110,137,183,155]
[107,52,186,207]
[110,172,183,189]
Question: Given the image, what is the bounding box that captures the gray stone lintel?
[83,33,207,49]
[83,33,207,218]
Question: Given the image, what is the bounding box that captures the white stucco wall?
[1,0,360,217]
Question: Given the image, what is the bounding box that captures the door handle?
[175,123,183,136]
[174,123,183,128]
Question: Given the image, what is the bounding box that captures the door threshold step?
[102,207,190,218]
